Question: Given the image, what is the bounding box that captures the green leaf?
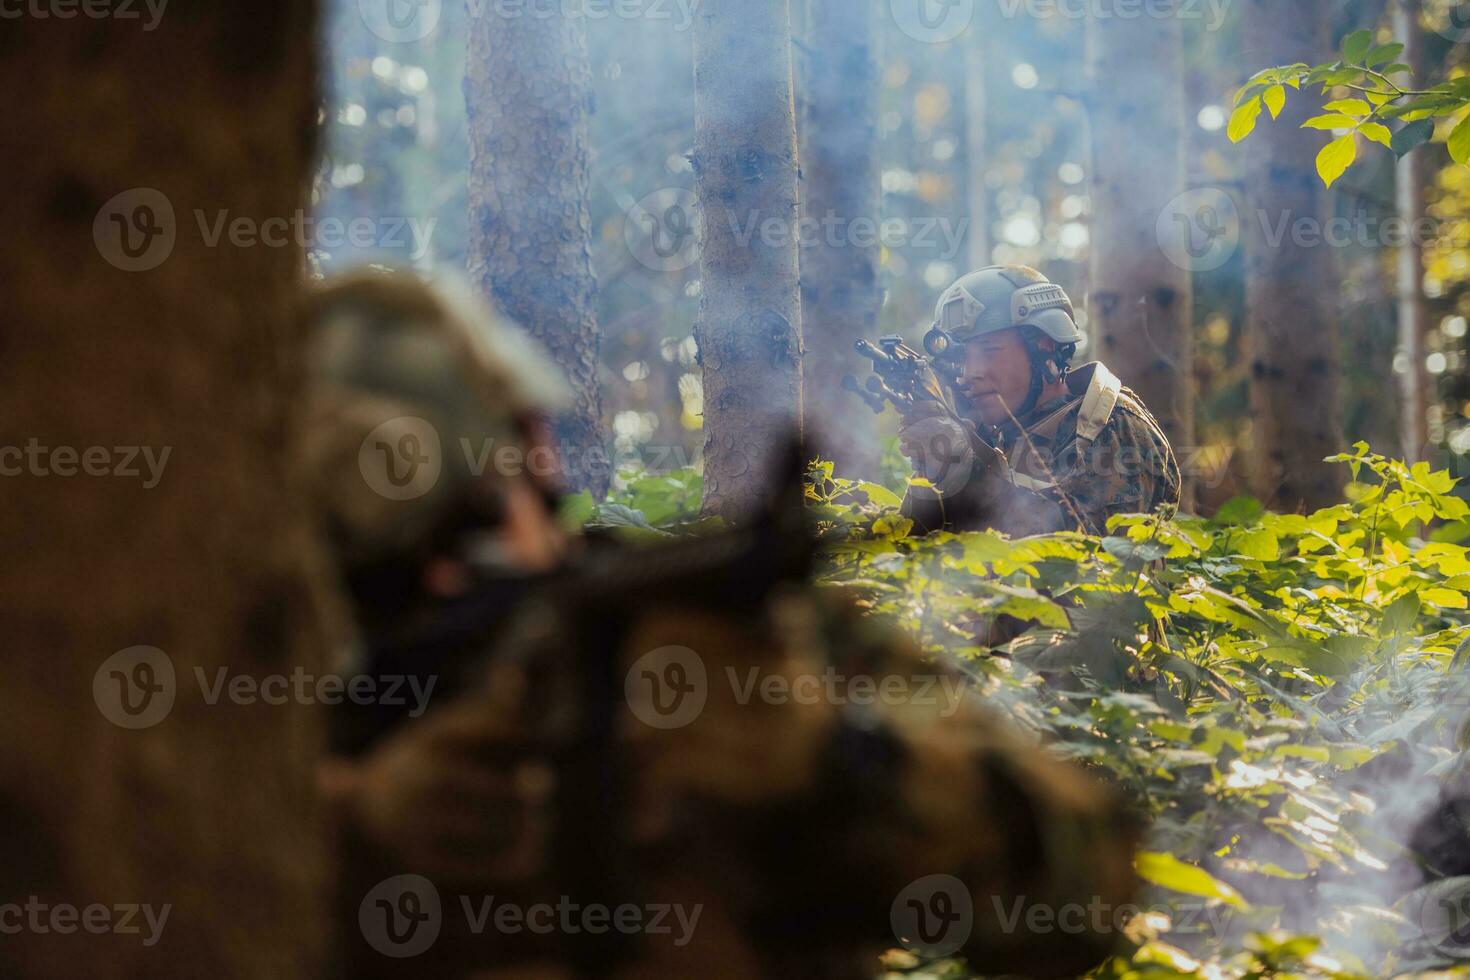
[1264,84,1287,119]
[1316,135,1357,188]
[954,530,1014,568]
[1135,852,1252,910]
[1449,114,1470,165]
[1382,96,1462,119]
[871,515,914,539]
[1236,528,1281,561]
[989,587,1070,629]
[1359,121,1393,148]
[1393,118,1437,158]
[590,503,669,540]
[1423,587,1469,610]
[1234,81,1268,108]
[855,481,903,509]
[1365,43,1404,67]
[1214,496,1264,526]
[1318,66,1364,88]
[1341,28,1373,65]
[1382,590,1422,636]
[1229,97,1263,143]
[1301,114,1360,130]
[1102,536,1170,566]
[557,490,597,530]
[1323,98,1371,116]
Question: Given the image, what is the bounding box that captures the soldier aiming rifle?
[849,265,1181,536]
[303,268,1141,979]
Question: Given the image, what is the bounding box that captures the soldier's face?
[958,329,1034,426]
[473,417,569,576]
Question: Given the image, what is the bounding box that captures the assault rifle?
[843,331,967,423]
[333,443,814,977]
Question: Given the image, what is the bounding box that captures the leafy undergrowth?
[577,444,1470,979]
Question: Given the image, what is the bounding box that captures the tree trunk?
[693,0,805,519]
[1085,4,1195,504]
[1395,0,1431,462]
[466,8,611,499]
[1243,0,1345,510]
[799,0,881,478]
[963,30,991,270]
[0,7,332,979]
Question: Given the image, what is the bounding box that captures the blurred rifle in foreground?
[335,443,814,976]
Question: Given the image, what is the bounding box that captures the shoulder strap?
[1003,365,1123,494]
[1075,363,1123,446]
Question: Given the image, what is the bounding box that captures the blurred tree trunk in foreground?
[1243,0,1345,510]
[466,6,611,498]
[0,5,332,979]
[799,0,881,478]
[693,0,805,518]
[1395,0,1431,462]
[1085,3,1195,505]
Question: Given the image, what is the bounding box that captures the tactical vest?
[1002,362,1123,494]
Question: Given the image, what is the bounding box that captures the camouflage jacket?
[336,577,1140,979]
[904,362,1181,537]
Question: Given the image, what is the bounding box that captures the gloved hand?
[897,402,976,497]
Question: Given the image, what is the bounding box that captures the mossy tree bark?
[1086,3,1195,504]
[799,0,881,478]
[466,6,611,499]
[0,6,333,978]
[1394,0,1430,462]
[1243,0,1345,510]
[693,0,806,519]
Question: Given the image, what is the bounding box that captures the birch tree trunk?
[1085,4,1195,503]
[0,6,332,978]
[799,0,881,478]
[1395,0,1431,462]
[1243,0,1345,510]
[693,0,805,519]
[466,6,611,498]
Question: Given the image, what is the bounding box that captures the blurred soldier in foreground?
[870,265,1180,536]
[301,268,1140,978]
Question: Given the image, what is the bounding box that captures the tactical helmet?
[931,265,1082,345]
[299,268,569,567]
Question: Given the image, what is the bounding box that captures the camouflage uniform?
[303,269,1140,979]
[904,361,1181,536]
[465,571,1143,979]
[900,266,1181,537]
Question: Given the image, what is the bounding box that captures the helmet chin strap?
[1015,331,1057,419]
